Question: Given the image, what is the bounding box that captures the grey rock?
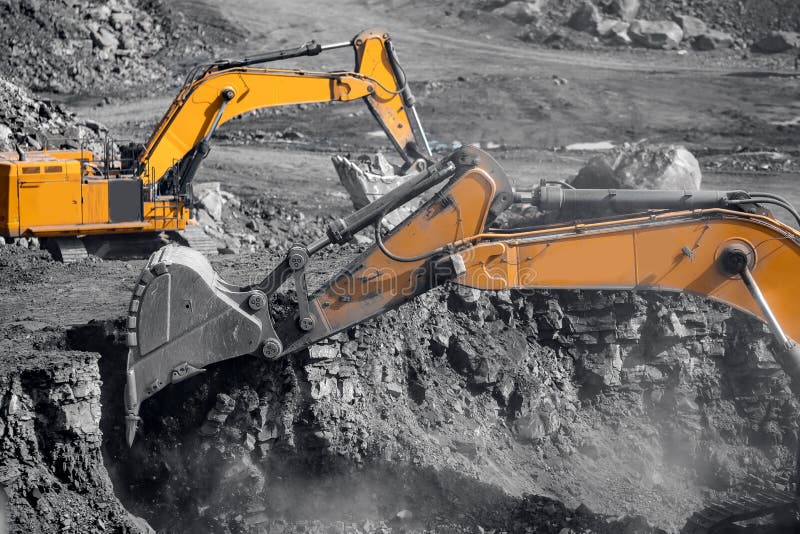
[194,182,224,221]
[491,0,546,24]
[629,20,683,50]
[601,0,639,22]
[396,509,414,520]
[692,30,735,51]
[199,393,236,435]
[572,143,701,191]
[454,285,482,306]
[596,19,629,38]
[220,235,241,255]
[0,123,12,148]
[80,119,104,134]
[332,153,420,228]
[110,12,133,30]
[310,377,337,399]
[385,382,403,397]
[88,5,111,21]
[670,14,707,40]
[515,401,561,442]
[309,344,339,360]
[753,31,800,53]
[609,27,632,45]
[90,27,119,51]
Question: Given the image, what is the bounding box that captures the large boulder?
[491,0,547,24]
[692,30,735,51]
[753,31,800,53]
[193,181,224,221]
[572,143,702,191]
[568,1,602,33]
[628,20,684,50]
[670,14,707,40]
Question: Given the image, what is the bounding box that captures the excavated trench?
[44,284,799,533]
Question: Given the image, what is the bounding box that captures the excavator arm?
[123,146,800,445]
[138,28,430,190]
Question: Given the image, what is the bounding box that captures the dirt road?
[76,0,799,212]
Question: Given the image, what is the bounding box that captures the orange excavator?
[125,146,800,532]
[0,29,430,260]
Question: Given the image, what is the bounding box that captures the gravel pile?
[466,0,800,50]
[0,75,108,150]
[0,0,229,95]
[637,0,800,41]
[191,182,333,255]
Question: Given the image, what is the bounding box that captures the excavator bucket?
[124,245,271,445]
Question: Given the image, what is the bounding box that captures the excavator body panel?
[455,212,800,343]
[0,150,90,237]
[0,145,188,239]
[0,159,17,237]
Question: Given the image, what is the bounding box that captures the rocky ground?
[0,323,150,533]
[461,0,800,53]
[2,1,800,533]
[0,0,239,95]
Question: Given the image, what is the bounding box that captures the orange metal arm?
[300,155,800,351]
[455,212,800,343]
[139,29,420,185]
[122,146,800,444]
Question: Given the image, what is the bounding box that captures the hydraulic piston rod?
[535,186,732,213]
[718,244,800,382]
[385,39,431,156]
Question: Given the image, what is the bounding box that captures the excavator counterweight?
[124,147,800,448]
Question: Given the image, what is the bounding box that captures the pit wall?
[0,346,151,534]
[82,287,796,532]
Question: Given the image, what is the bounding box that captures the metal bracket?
[170,361,206,384]
[287,245,315,331]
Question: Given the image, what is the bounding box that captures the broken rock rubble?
[0,339,152,533]
[118,281,797,531]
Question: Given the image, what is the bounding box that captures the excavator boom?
[139,28,429,188]
[123,147,800,446]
